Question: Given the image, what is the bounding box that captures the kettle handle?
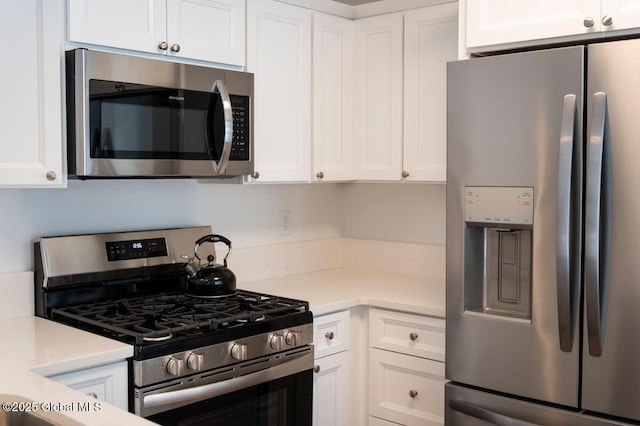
[194,234,233,267]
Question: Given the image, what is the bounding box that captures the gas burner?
[143,334,174,342]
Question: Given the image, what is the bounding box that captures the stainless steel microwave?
[65,49,253,179]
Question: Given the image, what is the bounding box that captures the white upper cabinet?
[466,0,640,52]
[466,0,601,49]
[354,13,403,181]
[312,13,354,182]
[246,0,312,182]
[0,0,65,187]
[67,0,245,66]
[601,0,640,32]
[403,4,457,183]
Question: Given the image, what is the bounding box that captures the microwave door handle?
[557,94,577,352]
[210,79,233,174]
[585,91,607,357]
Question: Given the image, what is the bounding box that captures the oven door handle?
[143,349,312,410]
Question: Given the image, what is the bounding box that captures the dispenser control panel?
[464,186,534,226]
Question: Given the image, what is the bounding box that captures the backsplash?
[0,238,444,320]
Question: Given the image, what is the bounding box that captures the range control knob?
[186,352,204,371]
[166,357,184,376]
[269,334,284,350]
[285,331,301,346]
[231,343,248,361]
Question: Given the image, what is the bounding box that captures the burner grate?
[51,289,309,345]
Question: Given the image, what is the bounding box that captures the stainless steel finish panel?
[133,323,313,387]
[135,346,313,417]
[582,38,640,421]
[37,226,213,282]
[445,383,628,426]
[70,49,254,178]
[446,46,584,406]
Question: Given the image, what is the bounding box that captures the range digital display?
[106,238,168,261]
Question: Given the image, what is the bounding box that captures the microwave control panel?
[230,95,250,161]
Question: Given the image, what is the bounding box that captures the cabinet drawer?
[369,348,445,426]
[314,310,350,358]
[370,308,445,362]
[49,361,128,410]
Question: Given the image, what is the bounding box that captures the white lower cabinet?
[369,308,445,426]
[313,350,350,426]
[313,310,350,426]
[48,361,128,411]
[369,348,445,426]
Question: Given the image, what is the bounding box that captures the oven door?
[137,348,313,426]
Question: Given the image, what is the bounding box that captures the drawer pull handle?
[409,332,419,341]
[314,365,321,373]
[325,332,335,340]
[86,392,98,399]
[409,390,418,398]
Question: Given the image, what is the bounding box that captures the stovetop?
[50,289,312,359]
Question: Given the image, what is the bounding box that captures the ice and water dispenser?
[463,187,534,322]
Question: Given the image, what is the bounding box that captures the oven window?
[146,371,312,426]
[88,79,225,161]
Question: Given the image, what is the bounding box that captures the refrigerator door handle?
[585,91,607,357]
[557,94,577,352]
[449,399,538,426]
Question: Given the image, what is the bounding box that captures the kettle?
[183,234,237,298]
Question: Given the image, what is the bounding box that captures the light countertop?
[0,267,444,425]
[0,316,153,426]
[241,267,446,318]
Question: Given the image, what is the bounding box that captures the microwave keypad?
[230,95,250,161]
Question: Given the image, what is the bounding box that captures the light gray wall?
[0,180,445,274]
[341,183,446,246]
[0,180,343,273]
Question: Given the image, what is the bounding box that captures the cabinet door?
[601,0,640,32]
[369,348,445,426]
[68,0,167,54]
[247,0,311,182]
[166,0,245,65]
[312,13,354,182]
[49,361,128,410]
[466,0,601,49]
[313,351,349,426]
[0,0,64,187]
[403,4,457,182]
[354,13,403,181]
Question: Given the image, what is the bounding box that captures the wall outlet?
[279,210,292,236]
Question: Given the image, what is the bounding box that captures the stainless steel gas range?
[34,226,313,425]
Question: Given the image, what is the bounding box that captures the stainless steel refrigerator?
[446,39,640,425]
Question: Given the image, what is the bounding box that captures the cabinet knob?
[583,17,595,27]
[252,171,260,179]
[409,332,419,341]
[409,390,418,398]
[46,171,56,181]
[314,365,321,373]
[316,171,325,180]
[171,43,181,53]
[325,331,335,340]
[401,170,410,178]
[602,15,613,26]
[86,392,98,399]
[158,41,169,50]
